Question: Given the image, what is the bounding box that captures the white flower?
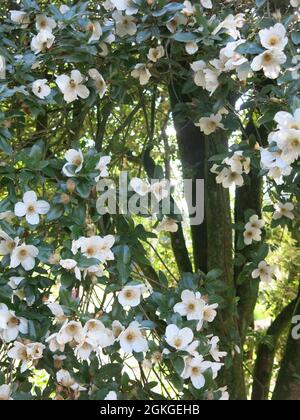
[88,69,107,99]
[36,15,57,32]
[75,338,95,360]
[276,129,300,164]
[112,320,125,338]
[118,284,147,308]
[243,227,262,246]
[0,230,18,256]
[95,155,111,179]
[60,259,81,281]
[32,79,51,99]
[151,180,169,202]
[259,23,288,51]
[291,0,300,6]
[182,355,212,389]
[119,321,149,353]
[173,290,204,321]
[112,0,139,15]
[7,341,29,372]
[147,46,165,63]
[191,60,206,88]
[56,70,90,103]
[216,167,244,188]
[195,113,224,135]
[60,5,71,14]
[56,369,85,391]
[274,109,300,130]
[251,50,286,79]
[0,56,6,79]
[224,152,251,174]
[245,215,265,231]
[57,321,84,345]
[260,148,292,184]
[86,21,102,43]
[131,64,151,85]
[104,0,114,10]
[63,148,84,177]
[184,42,198,55]
[10,244,39,271]
[218,386,230,400]
[203,67,220,95]
[130,178,150,196]
[83,264,104,279]
[212,14,245,40]
[252,261,275,283]
[197,303,218,330]
[15,191,50,225]
[79,235,115,262]
[166,15,188,34]
[46,333,65,352]
[200,0,213,8]
[8,341,44,373]
[165,324,194,351]
[0,384,12,400]
[0,211,14,222]
[182,1,195,16]
[105,391,117,400]
[84,319,115,348]
[31,30,55,54]
[26,342,45,361]
[157,218,179,233]
[47,302,67,323]
[209,336,227,362]
[273,202,294,220]
[113,11,137,37]
[10,10,30,27]
[0,304,28,343]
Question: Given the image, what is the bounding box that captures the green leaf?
[235,43,264,55]
[152,3,183,17]
[46,205,64,221]
[256,0,267,7]
[0,137,12,154]
[173,32,199,43]
[292,32,300,46]
[171,356,185,375]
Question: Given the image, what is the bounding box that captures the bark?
[273,291,300,400]
[169,87,246,399]
[171,226,193,274]
[252,299,297,400]
[235,170,263,342]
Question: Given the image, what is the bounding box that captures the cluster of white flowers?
[131,45,165,85]
[8,341,45,373]
[260,109,300,184]
[251,24,288,79]
[47,319,115,360]
[243,215,265,246]
[130,178,170,202]
[162,289,226,390]
[211,151,251,188]
[63,149,110,179]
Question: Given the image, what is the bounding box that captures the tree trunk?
[252,299,297,400]
[169,88,246,400]
[273,291,300,400]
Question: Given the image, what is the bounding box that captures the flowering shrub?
[0,0,299,401]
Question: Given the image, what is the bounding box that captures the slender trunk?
[252,299,297,400]
[273,287,300,400]
[169,87,246,399]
